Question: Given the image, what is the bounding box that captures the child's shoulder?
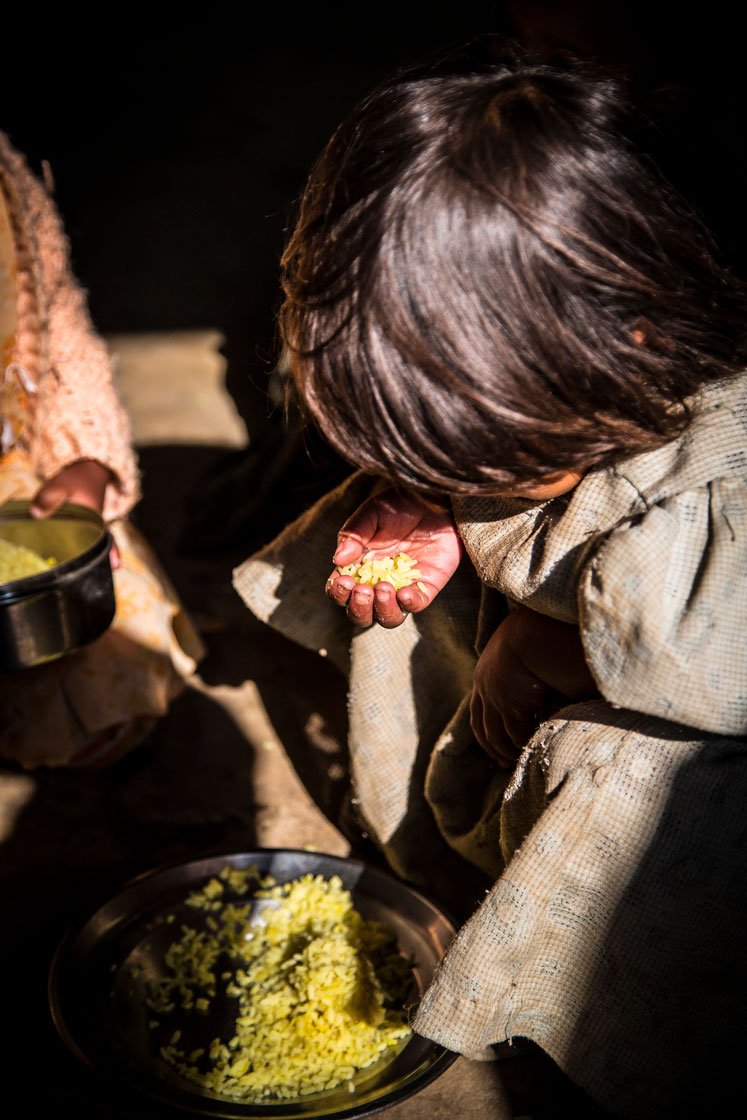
[452,372,747,623]
[580,371,747,735]
[612,371,747,506]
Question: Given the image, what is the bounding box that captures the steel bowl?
[0,499,115,671]
[48,848,460,1120]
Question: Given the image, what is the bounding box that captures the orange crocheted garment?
[0,131,140,520]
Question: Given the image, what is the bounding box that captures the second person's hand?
[30,459,120,568]
[327,486,463,628]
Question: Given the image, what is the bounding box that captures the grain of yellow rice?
[146,867,413,1102]
[0,537,56,584]
[337,551,422,590]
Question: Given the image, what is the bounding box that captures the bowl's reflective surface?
[49,849,459,1119]
[0,500,114,668]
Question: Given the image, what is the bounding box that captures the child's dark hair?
[279,49,747,495]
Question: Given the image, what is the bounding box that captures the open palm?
[327,487,463,628]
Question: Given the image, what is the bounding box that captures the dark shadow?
[561,736,747,1118]
[180,420,354,560]
[0,680,260,1115]
[494,1040,617,1119]
[501,1,747,280]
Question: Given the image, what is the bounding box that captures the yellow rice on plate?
[145,866,414,1102]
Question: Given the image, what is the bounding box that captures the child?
[1,130,204,768]
[234,51,747,1118]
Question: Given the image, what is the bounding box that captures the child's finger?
[333,532,365,566]
[397,583,430,613]
[471,692,519,767]
[486,740,519,768]
[501,707,541,749]
[469,691,487,748]
[30,482,70,518]
[326,572,355,604]
[372,582,407,628]
[495,667,550,747]
[346,584,375,627]
[482,702,521,766]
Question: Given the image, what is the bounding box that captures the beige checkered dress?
[234,372,747,1119]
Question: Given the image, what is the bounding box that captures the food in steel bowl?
[142,864,414,1102]
[0,500,115,670]
[0,537,57,583]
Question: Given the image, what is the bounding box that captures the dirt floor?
[0,331,612,1119]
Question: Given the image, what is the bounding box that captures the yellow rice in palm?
[147,867,413,1102]
[337,551,426,592]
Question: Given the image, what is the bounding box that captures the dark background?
[6,7,747,371]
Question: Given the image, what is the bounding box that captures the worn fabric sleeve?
[579,477,747,735]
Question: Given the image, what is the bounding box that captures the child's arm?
[327,486,463,628]
[5,138,140,521]
[471,605,599,767]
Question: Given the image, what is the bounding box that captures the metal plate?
[48,848,459,1119]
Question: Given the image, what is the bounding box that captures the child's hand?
[327,487,463,628]
[31,460,120,567]
[470,606,598,767]
[31,459,113,517]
